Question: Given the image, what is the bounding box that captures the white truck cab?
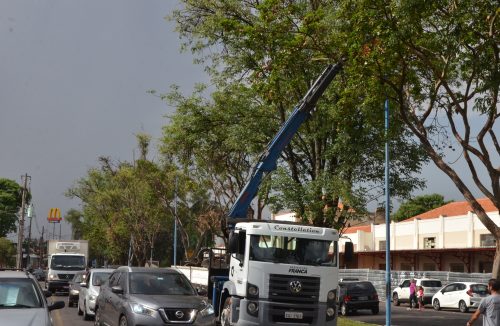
[46,241,88,294]
[218,221,341,326]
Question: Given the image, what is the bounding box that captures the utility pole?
[40,226,45,269]
[16,173,30,269]
[26,204,33,269]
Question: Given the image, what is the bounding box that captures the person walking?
[467,279,500,326]
[407,279,417,310]
[417,286,424,311]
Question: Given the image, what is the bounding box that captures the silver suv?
[94,266,215,326]
[0,269,65,326]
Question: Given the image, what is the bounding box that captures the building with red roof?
[339,198,499,273]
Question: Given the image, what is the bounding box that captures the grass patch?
[338,317,379,326]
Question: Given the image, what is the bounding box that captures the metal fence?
[339,269,493,301]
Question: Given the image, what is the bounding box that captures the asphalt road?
[49,293,472,326]
[50,294,90,326]
[346,302,472,326]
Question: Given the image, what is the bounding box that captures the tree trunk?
[493,239,500,279]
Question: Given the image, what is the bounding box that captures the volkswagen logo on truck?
[289,280,302,294]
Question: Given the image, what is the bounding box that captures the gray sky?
[1,1,478,241]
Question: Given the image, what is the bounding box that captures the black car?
[68,271,87,307]
[338,281,379,316]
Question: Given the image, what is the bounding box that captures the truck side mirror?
[344,242,354,262]
[228,232,239,254]
[228,231,246,256]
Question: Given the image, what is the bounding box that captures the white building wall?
[342,210,500,253]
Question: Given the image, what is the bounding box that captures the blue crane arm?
[227,62,343,221]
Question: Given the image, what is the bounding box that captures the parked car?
[94,266,215,326]
[0,269,65,325]
[68,271,88,308]
[393,278,442,306]
[338,281,379,316]
[78,268,114,320]
[432,282,488,313]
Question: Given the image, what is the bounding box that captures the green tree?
[65,209,84,239]
[331,1,499,275]
[162,0,427,231]
[393,194,451,222]
[0,178,22,237]
[0,237,15,267]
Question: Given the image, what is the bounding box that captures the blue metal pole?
[173,176,178,266]
[385,99,392,326]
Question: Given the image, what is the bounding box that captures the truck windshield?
[249,235,337,266]
[50,256,85,270]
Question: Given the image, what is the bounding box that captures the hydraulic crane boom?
[227,62,343,222]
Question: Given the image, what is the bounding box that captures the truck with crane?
[177,63,353,326]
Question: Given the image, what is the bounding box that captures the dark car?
[338,281,379,316]
[0,269,65,325]
[68,271,87,307]
[94,266,215,326]
[31,268,46,281]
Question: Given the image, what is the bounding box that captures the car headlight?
[130,303,155,317]
[89,294,97,301]
[48,273,59,280]
[199,303,215,317]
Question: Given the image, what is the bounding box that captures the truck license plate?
[285,311,303,319]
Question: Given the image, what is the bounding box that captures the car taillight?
[467,289,473,297]
[344,295,352,302]
[373,294,379,300]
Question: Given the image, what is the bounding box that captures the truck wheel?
[94,307,101,326]
[119,315,128,326]
[220,297,232,326]
[393,293,400,306]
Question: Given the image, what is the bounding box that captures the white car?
[77,268,114,320]
[432,282,488,312]
[392,278,442,306]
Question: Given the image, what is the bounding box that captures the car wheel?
[433,298,441,311]
[83,301,91,320]
[77,300,83,315]
[340,303,349,316]
[220,297,232,326]
[372,307,379,315]
[459,300,469,313]
[94,307,101,326]
[119,315,128,326]
[393,293,400,306]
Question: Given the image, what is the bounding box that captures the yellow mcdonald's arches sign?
[47,208,62,223]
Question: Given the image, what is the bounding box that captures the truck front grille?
[268,274,320,304]
[57,274,73,280]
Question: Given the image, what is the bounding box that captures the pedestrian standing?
[417,286,424,311]
[407,279,417,310]
[467,279,500,326]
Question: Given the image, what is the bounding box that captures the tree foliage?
[65,209,84,239]
[0,178,22,237]
[392,194,451,222]
[162,0,427,231]
[0,237,15,267]
[331,1,499,275]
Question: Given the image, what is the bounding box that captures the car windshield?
[421,280,442,287]
[92,272,111,286]
[50,255,85,270]
[129,273,196,295]
[0,279,42,309]
[249,235,337,266]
